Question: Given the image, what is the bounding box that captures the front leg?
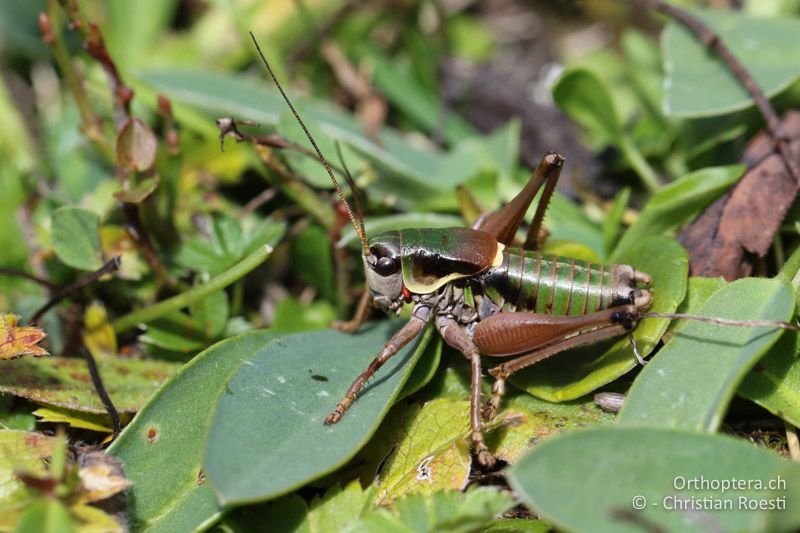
[325,303,431,425]
[436,315,496,468]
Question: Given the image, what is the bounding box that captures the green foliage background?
[2,1,800,532]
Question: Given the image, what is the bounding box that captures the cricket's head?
[363,231,404,313]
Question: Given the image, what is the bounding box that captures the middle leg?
[436,315,495,467]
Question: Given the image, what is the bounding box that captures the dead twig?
[31,256,121,324]
[0,268,57,290]
[83,346,122,441]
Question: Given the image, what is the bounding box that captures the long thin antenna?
[249,32,371,256]
[642,312,799,332]
[335,140,366,241]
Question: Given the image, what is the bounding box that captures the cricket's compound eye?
[375,256,397,277]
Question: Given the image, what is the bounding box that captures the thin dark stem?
[30,256,121,323]
[82,347,122,440]
[638,0,800,184]
[0,268,56,290]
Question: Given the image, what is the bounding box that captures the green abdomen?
[474,248,621,316]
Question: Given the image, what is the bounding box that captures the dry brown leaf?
[680,111,800,279]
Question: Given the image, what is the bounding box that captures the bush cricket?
[248,34,798,468]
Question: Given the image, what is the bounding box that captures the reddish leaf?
[0,314,47,360]
[116,118,158,172]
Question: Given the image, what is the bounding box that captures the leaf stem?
[112,245,273,333]
[619,136,661,192]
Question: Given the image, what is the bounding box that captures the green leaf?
[611,165,744,259]
[0,356,180,414]
[398,336,443,400]
[372,399,472,505]
[618,277,795,431]
[434,120,520,198]
[190,290,230,340]
[540,240,600,263]
[113,175,160,204]
[664,276,727,341]
[273,297,338,333]
[303,481,372,533]
[276,112,364,190]
[204,322,434,505]
[510,236,687,401]
[508,427,800,533]
[32,407,117,433]
[543,193,605,259]
[176,216,284,277]
[221,494,307,533]
[486,393,614,464]
[222,482,372,533]
[116,119,158,172]
[108,331,281,532]
[51,207,103,271]
[138,313,207,353]
[552,68,622,147]
[0,430,55,505]
[291,225,335,302]
[136,70,444,201]
[663,8,800,117]
[739,331,800,428]
[105,0,178,69]
[354,46,476,145]
[357,486,515,533]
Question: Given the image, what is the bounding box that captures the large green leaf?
[619,277,795,431]
[510,236,687,401]
[508,427,800,533]
[663,9,800,117]
[109,331,281,532]
[204,322,434,505]
[0,357,179,414]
